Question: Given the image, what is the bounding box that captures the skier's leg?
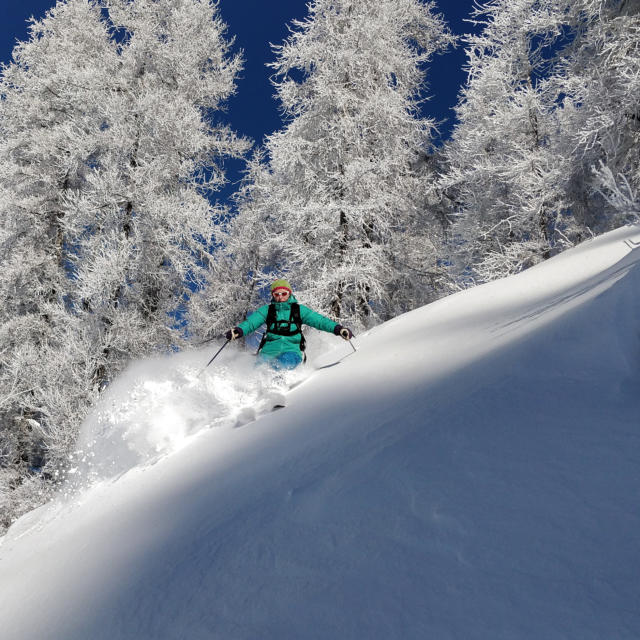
[271,351,303,371]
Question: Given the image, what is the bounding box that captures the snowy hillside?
[1,225,640,640]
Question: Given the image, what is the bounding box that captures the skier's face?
[272,289,290,302]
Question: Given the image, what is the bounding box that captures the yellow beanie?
[270,279,293,294]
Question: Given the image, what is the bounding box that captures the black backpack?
[257,302,307,359]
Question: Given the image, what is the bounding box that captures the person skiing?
[225,279,354,370]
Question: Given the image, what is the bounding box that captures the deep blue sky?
[1,0,476,204]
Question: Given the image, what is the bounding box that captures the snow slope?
[1,225,639,640]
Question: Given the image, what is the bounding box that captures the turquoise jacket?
[238,295,338,359]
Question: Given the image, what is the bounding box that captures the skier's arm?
[236,305,269,337]
[299,305,339,334]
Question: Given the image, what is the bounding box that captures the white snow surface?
[1,225,640,640]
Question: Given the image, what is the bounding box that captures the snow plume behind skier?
[67,349,270,491]
[225,279,354,370]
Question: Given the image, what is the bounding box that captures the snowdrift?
[1,225,639,640]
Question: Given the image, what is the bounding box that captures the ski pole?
[348,339,357,353]
[197,339,230,377]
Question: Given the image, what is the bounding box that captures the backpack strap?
[291,304,307,359]
[256,303,277,354]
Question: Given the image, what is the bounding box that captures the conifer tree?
[0,0,116,529]
[441,0,585,283]
[441,0,639,284]
[219,0,454,329]
[0,0,247,531]
[194,150,279,340]
[71,0,248,388]
[551,0,640,230]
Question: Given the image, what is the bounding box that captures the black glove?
[225,327,243,341]
[333,324,353,340]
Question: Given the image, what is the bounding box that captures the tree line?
[1,0,638,531]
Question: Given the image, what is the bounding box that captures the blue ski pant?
[257,351,303,370]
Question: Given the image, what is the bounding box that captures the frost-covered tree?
[0,0,247,532]
[550,0,640,229]
[70,0,248,388]
[442,0,640,284]
[441,0,579,283]
[0,0,116,528]
[192,149,282,340]
[220,0,454,329]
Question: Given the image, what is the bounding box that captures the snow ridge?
[1,225,639,640]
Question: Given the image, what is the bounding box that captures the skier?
[225,279,354,370]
